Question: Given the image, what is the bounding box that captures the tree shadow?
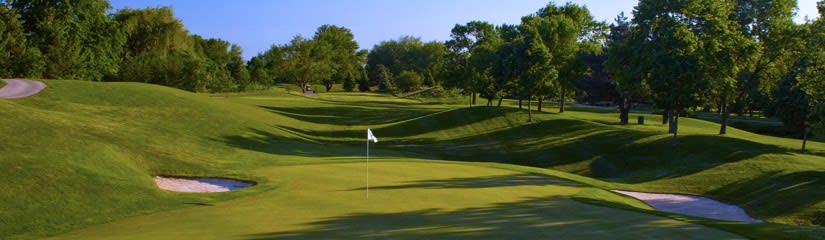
[218,114,791,184]
[244,196,744,240]
[709,171,825,226]
[261,105,442,126]
[349,173,584,191]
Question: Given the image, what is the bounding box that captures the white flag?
[367,129,378,143]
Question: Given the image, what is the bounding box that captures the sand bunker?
[613,190,761,223]
[154,176,253,193]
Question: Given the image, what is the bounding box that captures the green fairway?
[3,80,825,239]
[52,162,742,240]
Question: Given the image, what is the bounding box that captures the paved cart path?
[0,79,46,99]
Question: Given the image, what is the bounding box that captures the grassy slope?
[237,91,825,227]
[3,81,825,239]
[0,81,323,239]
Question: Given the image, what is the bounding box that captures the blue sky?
[108,0,821,60]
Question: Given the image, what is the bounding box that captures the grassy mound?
[234,90,825,227]
[0,80,302,239]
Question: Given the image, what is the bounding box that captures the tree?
[469,26,504,106]
[367,36,444,92]
[768,58,810,139]
[228,44,251,91]
[12,0,125,81]
[629,0,709,138]
[279,36,334,92]
[395,70,423,92]
[114,7,196,89]
[0,3,43,78]
[534,3,606,113]
[515,17,557,122]
[248,44,285,88]
[371,64,393,91]
[443,21,496,106]
[314,25,361,92]
[605,12,646,125]
[691,1,756,135]
[733,0,801,117]
[793,7,825,151]
[420,41,447,86]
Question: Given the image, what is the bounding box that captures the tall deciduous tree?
[12,0,125,81]
[690,0,756,135]
[629,0,709,138]
[533,3,606,113]
[279,36,333,92]
[790,5,825,151]
[314,25,361,92]
[606,12,646,125]
[733,0,801,116]
[367,36,444,92]
[444,21,496,106]
[516,17,556,122]
[0,3,43,78]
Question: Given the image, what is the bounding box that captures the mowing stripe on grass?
[53,162,742,240]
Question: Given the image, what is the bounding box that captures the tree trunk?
[472,92,477,105]
[528,98,533,122]
[802,124,810,152]
[468,93,473,108]
[619,96,630,125]
[559,88,566,113]
[325,83,333,92]
[662,111,668,124]
[538,97,543,112]
[497,98,504,107]
[719,99,729,135]
[487,98,493,106]
[519,97,523,109]
[669,109,679,138]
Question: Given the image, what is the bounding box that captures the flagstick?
[366,138,369,199]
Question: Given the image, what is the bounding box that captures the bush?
[395,70,423,92]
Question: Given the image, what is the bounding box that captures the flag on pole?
[367,129,378,143]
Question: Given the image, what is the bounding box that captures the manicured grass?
[3,80,825,239]
[54,162,742,240]
[231,89,825,227]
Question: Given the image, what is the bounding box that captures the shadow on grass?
[349,173,583,191]
[245,196,741,240]
[262,105,442,126]
[710,171,825,226]
[218,113,791,184]
[576,193,825,240]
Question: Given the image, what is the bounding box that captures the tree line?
[1,0,823,146]
[1,0,251,92]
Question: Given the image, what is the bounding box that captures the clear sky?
[108,0,822,60]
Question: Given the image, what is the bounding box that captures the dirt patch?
[613,190,762,223]
[154,176,253,193]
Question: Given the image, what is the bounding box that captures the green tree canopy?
[12,0,125,81]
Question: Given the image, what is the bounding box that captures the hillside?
[2,81,825,239]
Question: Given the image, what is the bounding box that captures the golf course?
[1,79,824,239]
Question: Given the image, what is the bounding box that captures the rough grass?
[3,81,825,239]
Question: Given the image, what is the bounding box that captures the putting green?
[53,162,742,239]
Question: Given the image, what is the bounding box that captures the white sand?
[154,176,253,193]
[0,79,46,98]
[613,190,762,223]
